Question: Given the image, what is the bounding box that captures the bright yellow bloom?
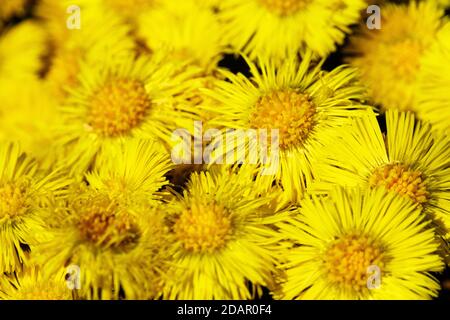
[137,0,226,72]
[0,142,69,273]
[313,110,450,247]
[56,51,201,174]
[0,268,72,300]
[136,0,228,159]
[37,2,135,101]
[218,0,366,61]
[347,1,446,112]
[86,139,173,203]
[0,21,47,84]
[204,51,369,204]
[278,187,444,299]
[416,21,450,133]
[163,165,287,299]
[0,80,62,169]
[33,188,173,300]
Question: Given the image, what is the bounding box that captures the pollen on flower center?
[389,39,423,80]
[258,0,311,16]
[173,202,233,253]
[324,234,385,292]
[250,89,316,150]
[77,197,140,249]
[369,163,428,205]
[87,78,151,137]
[0,181,29,219]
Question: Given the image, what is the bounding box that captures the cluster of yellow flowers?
[0,0,449,300]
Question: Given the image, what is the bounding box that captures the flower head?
[278,187,444,299]
[313,110,450,253]
[416,21,450,133]
[205,51,369,204]
[0,142,69,273]
[86,139,173,203]
[57,51,201,174]
[33,188,173,300]
[0,21,46,84]
[219,0,366,61]
[0,268,72,300]
[137,0,226,72]
[347,1,445,112]
[163,165,287,299]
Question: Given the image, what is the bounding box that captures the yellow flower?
[0,268,72,300]
[416,21,450,133]
[347,1,446,112]
[0,79,62,169]
[136,0,226,72]
[0,142,69,273]
[278,187,444,299]
[136,0,228,144]
[37,2,135,101]
[33,188,173,300]
[205,51,369,204]
[163,165,287,299]
[218,0,366,61]
[56,51,201,174]
[313,110,450,249]
[86,139,173,203]
[0,21,47,84]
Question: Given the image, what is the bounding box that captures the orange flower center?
[77,197,140,249]
[389,39,423,81]
[250,89,316,150]
[88,78,151,137]
[0,181,29,219]
[369,163,428,205]
[324,234,385,292]
[173,202,233,253]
